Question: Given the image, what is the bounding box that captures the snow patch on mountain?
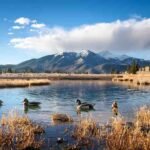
[54,51,64,57]
[79,50,90,57]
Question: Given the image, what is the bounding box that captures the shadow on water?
[76,109,95,115]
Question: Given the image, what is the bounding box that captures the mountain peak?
[79,49,91,57]
[54,51,64,56]
[1,50,150,73]
[78,50,97,58]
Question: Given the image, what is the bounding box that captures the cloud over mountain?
[10,18,150,54]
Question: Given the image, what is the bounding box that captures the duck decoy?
[76,99,95,111]
[0,100,3,106]
[112,101,119,116]
[23,98,41,107]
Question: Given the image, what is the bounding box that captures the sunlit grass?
[0,106,149,149]
[0,79,50,87]
[0,111,44,149]
[72,106,150,150]
[106,108,150,150]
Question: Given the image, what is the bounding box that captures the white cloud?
[31,20,37,23]
[14,17,30,25]
[12,25,24,30]
[8,32,14,35]
[10,18,150,54]
[31,23,46,29]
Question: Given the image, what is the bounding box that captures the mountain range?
[1,50,150,73]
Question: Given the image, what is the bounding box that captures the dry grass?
[0,73,115,80]
[73,118,102,140]
[51,113,73,123]
[72,106,150,150]
[112,74,150,85]
[0,79,50,88]
[106,106,150,150]
[0,106,149,149]
[136,106,150,128]
[72,118,107,148]
[0,111,44,149]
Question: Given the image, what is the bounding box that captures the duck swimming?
[76,99,95,111]
[23,98,41,107]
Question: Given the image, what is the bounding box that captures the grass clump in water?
[71,106,150,150]
[0,111,44,149]
[106,106,150,150]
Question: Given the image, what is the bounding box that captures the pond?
[0,80,150,124]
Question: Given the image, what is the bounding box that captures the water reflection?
[113,81,150,91]
[24,105,41,114]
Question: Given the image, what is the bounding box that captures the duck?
[23,98,41,107]
[0,100,3,106]
[112,101,118,116]
[76,99,95,111]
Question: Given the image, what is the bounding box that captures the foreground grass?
[0,111,44,149]
[0,106,149,149]
[72,106,150,150]
[0,79,50,88]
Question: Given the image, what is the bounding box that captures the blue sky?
[0,0,150,64]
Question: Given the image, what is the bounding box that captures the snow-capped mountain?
[0,50,150,73]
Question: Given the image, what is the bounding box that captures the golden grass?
[112,74,150,85]
[51,113,73,123]
[0,79,50,87]
[73,118,100,140]
[72,118,107,148]
[136,106,150,128]
[0,106,149,149]
[72,106,150,150]
[106,106,150,150]
[0,73,115,80]
[0,111,44,149]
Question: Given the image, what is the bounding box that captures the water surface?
[0,80,150,124]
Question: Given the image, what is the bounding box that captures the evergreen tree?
[127,60,139,74]
[7,68,13,73]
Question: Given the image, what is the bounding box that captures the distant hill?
[0,50,150,73]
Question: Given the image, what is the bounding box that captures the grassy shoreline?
[0,73,116,80]
[112,73,150,85]
[0,79,51,88]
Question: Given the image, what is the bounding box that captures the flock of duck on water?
[0,99,119,121]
